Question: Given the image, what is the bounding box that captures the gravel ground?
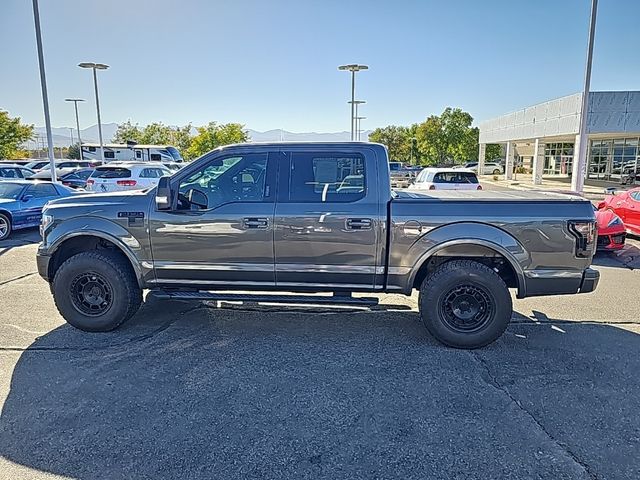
[0,229,639,479]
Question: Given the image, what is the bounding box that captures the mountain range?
[33,123,371,148]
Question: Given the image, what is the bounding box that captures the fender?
[405,222,529,297]
[44,217,148,288]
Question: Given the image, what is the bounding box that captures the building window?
[587,137,639,183]
[543,142,573,176]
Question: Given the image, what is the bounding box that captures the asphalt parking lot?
[1,229,640,479]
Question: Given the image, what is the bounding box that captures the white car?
[409,168,482,191]
[86,162,171,193]
[459,162,504,175]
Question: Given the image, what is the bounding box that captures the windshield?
[166,146,183,161]
[91,167,132,179]
[0,183,25,199]
[433,171,479,184]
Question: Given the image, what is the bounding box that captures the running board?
[150,290,379,306]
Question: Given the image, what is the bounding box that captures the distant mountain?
[33,124,371,148]
[33,123,119,147]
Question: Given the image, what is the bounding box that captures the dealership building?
[478,91,640,185]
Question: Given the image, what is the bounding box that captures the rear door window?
[288,153,365,202]
[433,172,479,184]
[92,168,132,179]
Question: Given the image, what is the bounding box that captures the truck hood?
[44,190,153,218]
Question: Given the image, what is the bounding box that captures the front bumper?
[578,268,599,294]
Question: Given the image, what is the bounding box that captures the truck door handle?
[346,218,372,230]
[243,217,269,229]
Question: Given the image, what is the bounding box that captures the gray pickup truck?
[37,142,599,348]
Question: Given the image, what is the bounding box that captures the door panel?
[274,149,383,289]
[149,151,276,287]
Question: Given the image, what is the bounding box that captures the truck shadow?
[0,229,41,257]
[1,302,639,479]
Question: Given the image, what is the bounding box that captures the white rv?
[81,143,183,163]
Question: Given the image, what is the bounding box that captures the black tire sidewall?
[420,264,512,348]
[0,213,11,241]
[53,253,132,332]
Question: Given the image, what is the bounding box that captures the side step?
[150,290,379,306]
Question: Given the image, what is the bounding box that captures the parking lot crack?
[469,351,599,480]
[0,272,37,286]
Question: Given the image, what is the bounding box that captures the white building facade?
[478,91,640,185]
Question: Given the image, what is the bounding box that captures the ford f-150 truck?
[37,142,599,348]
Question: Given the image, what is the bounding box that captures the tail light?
[568,220,596,258]
[117,180,137,186]
[429,185,436,190]
[477,185,483,190]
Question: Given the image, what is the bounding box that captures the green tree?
[415,107,476,165]
[368,125,412,162]
[0,110,34,159]
[185,122,249,159]
[485,143,503,160]
[67,143,81,159]
[171,124,193,156]
[113,120,142,143]
[139,122,173,145]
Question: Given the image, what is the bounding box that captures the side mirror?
[596,201,606,210]
[155,176,172,210]
[22,194,33,202]
[185,188,209,209]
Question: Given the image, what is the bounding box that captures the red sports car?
[594,206,626,250]
[598,187,640,236]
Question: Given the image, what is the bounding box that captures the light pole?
[338,64,368,140]
[78,62,109,162]
[31,0,57,182]
[349,100,366,140]
[355,116,366,141]
[65,98,85,160]
[571,0,598,193]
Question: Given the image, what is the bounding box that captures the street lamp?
[348,100,366,140]
[571,0,598,193]
[338,64,368,141]
[31,0,57,182]
[65,98,85,160]
[78,62,109,162]
[355,116,367,141]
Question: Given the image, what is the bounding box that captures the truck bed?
[394,189,588,202]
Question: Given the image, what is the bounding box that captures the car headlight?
[607,216,623,227]
[40,213,54,238]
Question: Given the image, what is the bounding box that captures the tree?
[485,143,503,161]
[368,125,412,162]
[185,122,249,159]
[0,110,34,159]
[139,122,174,145]
[113,120,142,143]
[415,107,477,165]
[68,143,81,159]
[171,124,193,155]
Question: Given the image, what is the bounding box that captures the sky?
[1,0,639,133]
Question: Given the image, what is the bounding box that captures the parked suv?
[86,163,171,193]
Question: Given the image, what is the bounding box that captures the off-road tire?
[52,250,142,332]
[418,259,512,349]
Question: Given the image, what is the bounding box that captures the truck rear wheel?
[418,260,512,348]
[52,251,142,332]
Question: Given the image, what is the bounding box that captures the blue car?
[0,180,79,240]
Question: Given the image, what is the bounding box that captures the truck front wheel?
[418,260,512,348]
[52,251,142,332]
